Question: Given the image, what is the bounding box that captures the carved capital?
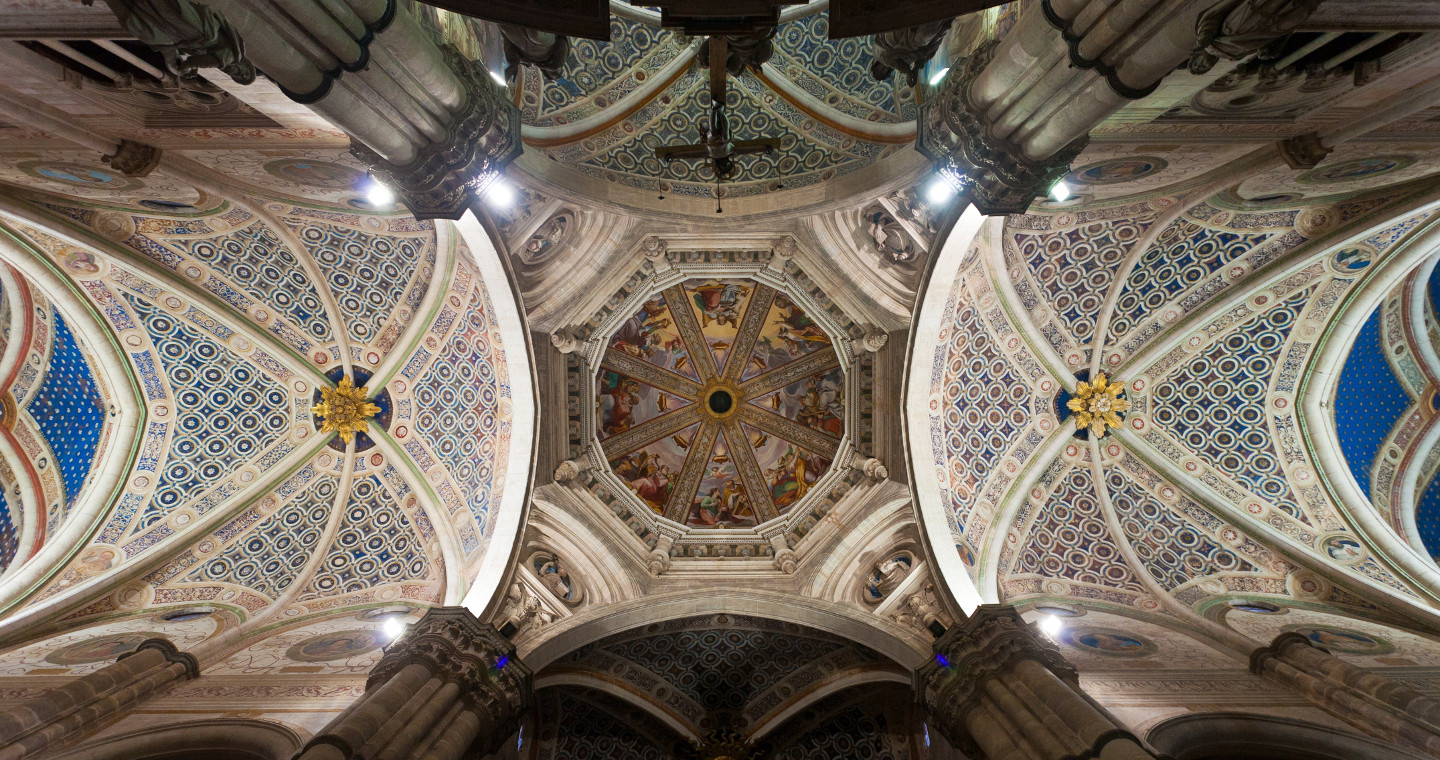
[851,330,888,354]
[352,47,523,220]
[916,605,1077,745]
[917,41,1085,215]
[102,139,162,177]
[770,235,798,261]
[1277,132,1332,170]
[370,607,531,753]
[854,457,888,480]
[648,534,675,575]
[550,331,580,354]
[553,458,587,481]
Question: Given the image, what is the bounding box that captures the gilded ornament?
[311,377,380,444]
[1066,372,1130,438]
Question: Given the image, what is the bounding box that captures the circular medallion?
[262,159,366,190]
[1065,157,1168,186]
[1297,156,1414,184]
[46,632,163,665]
[1058,627,1156,657]
[1290,626,1391,654]
[285,629,386,662]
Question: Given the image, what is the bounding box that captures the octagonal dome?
[594,277,845,529]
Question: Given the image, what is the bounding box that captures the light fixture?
[489,69,506,86]
[925,173,959,205]
[382,617,406,640]
[1049,179,1072,202]
[365,178,395,208]
[484,177,515,209]
[929,66,950,86]
[1038,614,1063,637]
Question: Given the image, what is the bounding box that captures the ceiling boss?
[1068,372,1131,438]
[312,377,381,445]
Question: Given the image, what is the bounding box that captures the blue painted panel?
[26,309,105,512]
[1334,307,1411,501]
[0,486,15,572]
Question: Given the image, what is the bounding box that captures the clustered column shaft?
[0,638,199,760]
[916,605,1166,760]
[298,607,532,760]
[1251,632,1440,757]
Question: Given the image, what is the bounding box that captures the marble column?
[0,638,199,760]
[297,607,532,760]
[1251,631,1440,756]
[916,605,1166,760]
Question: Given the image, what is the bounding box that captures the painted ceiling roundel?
[595,278,844,528]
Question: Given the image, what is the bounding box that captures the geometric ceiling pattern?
[517,10,916,199]
[596,277,844,529]
[0,182,522,638]
[916,177,1440,627]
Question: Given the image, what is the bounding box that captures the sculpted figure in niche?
[519,212,570,265]
[864,204,918,264]
[863,552,914,603]
[1188,0,1324,74]
[532,551,583,605]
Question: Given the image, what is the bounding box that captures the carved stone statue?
[864,204,917,264]
[863,552,912,603]
[90,0,256,84]
[500,24,570,78]
[870,19,952,86]
[519,212,570,265]
[1188,0,1324,74]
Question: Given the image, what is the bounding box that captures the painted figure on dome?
[796,377,843,437]
[768,447,824,508]
[598,373,642,434]
[611,297,671,359]
[770,296,829,354]
[613,452,673,511]
[692,282,749,328]
[690,479,754,526]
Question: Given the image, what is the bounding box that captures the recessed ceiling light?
[925,174,957,204]
[929,66,950,86]
[490,70,506,86]
[382,617,406,640]
[1039,614,1063,637]
[1050,180,1072,202]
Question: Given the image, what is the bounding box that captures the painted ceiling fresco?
[516,10,916,199]
[0,161,526,638]
[915,171,1440,625]
[597,278,843,528]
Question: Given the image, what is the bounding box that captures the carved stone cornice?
[916,604,1077,742]
[916,41,1086,216]
[369,607,532,753]
[352,46,523,220]
[119,637,200,679]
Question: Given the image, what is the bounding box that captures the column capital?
[119,637,200,679]
[353,47,523,220]
[370,607,532,734]
[916,40,1086,216]
[916,604,1076,724]
[1249,630,1326,674]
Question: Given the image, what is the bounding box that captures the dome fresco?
[596,278,843,528]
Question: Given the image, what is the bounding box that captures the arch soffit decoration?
[1147,711,1431,760]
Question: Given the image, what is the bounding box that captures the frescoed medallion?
[596,278,843,528]
[1290,626,1391,654]
[262,159,367,190]
[1065,157,1168,186]
[1297,156,1414,185]
[285,629,386,662]
[1321,535,1366,565]
[1058,627,1156,657]
[45,632,163,665]
[17,161,142,191]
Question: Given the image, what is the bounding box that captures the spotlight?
[365,178,395,208]
[484,177,515,209]
[489,69,507,86]
[382,617,406,641]
[925,174,957,205]
[929,66,950,86]
[1038,614,1063,637]
[1050,180,1072,202]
